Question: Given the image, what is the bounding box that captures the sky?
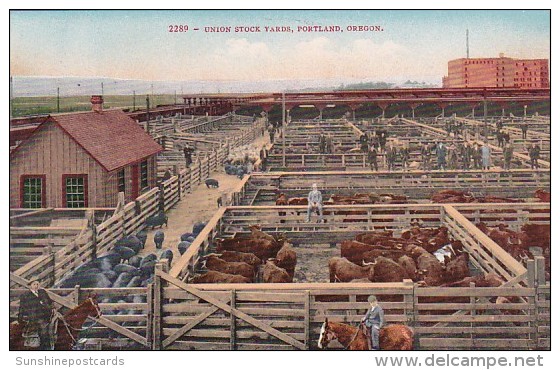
[10,10,550,85]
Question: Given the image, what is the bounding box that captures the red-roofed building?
[10,96,163,208]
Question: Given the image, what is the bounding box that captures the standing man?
[379,131,387,152]
[400,143,410,171]
[326,134,334,154]
[461,141,472,170]
[183,145,193,167]
[306,184,323,223]
[268,123,276,144]
[435,142,447,170]
[386,143,397,171]
[529,143,541,169]
[18,278,54,350]
[362,295,385,350]
[503,142,513,170]
[496,130,504,148]
[481,142,491,170]
[359,133,369,153]
[368,144,379,172]
[421,143,432,171]
[520,122,529,140]
[448,144,458,170]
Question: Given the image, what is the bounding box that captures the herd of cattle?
[275,189,550,208]
[331,227,475,287]
[191,225,297,284]
[477,222,550,280]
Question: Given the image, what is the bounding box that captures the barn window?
[63,175,88,208]
[21,175,45,208]
[140,160,149,189]
[117,169,126,193]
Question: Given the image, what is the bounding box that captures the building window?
[63,175,87,208]
[117,169,126,193]
[21,175,45,208]
[140,160,149,189]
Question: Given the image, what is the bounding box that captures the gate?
[153,266,308,350]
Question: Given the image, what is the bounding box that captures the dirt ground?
[139,134,270,264]
[292,243,339,283]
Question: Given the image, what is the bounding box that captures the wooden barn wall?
[9,121,107,208]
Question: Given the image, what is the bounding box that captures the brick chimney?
[91,95,103,113]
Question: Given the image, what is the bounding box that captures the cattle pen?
[9,116,550,351]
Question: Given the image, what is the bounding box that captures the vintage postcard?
[7,8,551,362]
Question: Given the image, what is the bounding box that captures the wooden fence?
[230,170,550,206]
[10,115,265,287]
[153,274,549,350]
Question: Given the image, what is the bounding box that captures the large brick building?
[442,54,549,89]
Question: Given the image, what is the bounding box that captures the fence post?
[175,166,182,200]
[73,285,81,305]
[152,262,165,350]
[158,182,165,212]
[412,283,420,349]
[146,283,154,349]
[526,259,536,288]
[117,192,127,237]
[403,279,414,327]
[88,211,98,260]
[304,290,310,350]
[43,244,55,286]
[534,256,546,286]
[230,289,236,350]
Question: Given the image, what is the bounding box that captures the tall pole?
[133,90,136,111]
[466,29,469,59]
[174,90,177,105]
[146,95,151,134]
[282,92,286,167]
[57,87,60,113]
[101,82,104,97]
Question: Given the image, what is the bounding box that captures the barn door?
[131,164,139,199]
[154,269,308,350]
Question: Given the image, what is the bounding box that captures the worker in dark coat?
[421,143,432,170]
[183,145,194,167]
[362,295,385,350]
[368,145,378,171]
[529,143,541,169]
[503,143,513,170]
[520,122,528,139]
[18,279,54,350]
[386,143,397,171]
[460,142,472,170]
[400,144,410,170]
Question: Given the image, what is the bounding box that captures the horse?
[318,318,414,350]
[10,295,102,350]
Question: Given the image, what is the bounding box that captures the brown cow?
[444,253,470,283]
[328,257,375,283]
[204,255,255,281]
[535,189,550,202]
[216,237,280,262]
[397,255,417,280]
[262,260,292,283]
[370,256,407,283]
[341,240,399,265]
[192,271,251,284]
[249,224,276,243]
[362,249,406,264]
[217,250,261,272]
[275,241,297,280]
[415,249,445,286]
[354,230,393,244]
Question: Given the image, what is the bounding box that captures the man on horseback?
[362,295,385,350]
[18,278,55,350]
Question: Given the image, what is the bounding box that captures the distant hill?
[11,76,441,97]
